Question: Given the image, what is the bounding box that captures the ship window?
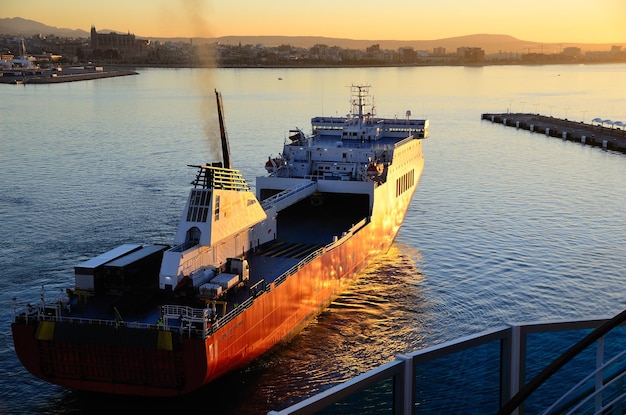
[215,195,220,220]
[187,189,212,222]
[396,169,415,197]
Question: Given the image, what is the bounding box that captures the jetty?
[0,66,138,84]
[482,113,626,154]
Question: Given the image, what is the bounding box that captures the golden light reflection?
[311,243,427,376]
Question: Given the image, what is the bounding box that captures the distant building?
[90,26,149,58]
[562,47,582,57]
[433,47,446,56]
[398,46,417,62]
[457,47,485,62]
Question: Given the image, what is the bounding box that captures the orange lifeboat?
[265,156,284,173]
[367,161,384,177]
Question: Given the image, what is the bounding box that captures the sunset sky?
[4,0,626,43]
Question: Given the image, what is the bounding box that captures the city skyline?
[3,0,625,44]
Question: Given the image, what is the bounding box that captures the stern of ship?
[11,316,211,396]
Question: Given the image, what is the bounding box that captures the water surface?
[1,64,625,414]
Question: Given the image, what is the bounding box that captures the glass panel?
[525,326,626,413]
[414,340,501,414]
[524,329,594,412]
[602,326,626,411]
[317,377,394,415]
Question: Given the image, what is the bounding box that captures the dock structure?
[482,113,626,154]
[0,67,138,84]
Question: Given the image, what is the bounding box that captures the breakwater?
[482,113,626,154]
[0,67,138,84]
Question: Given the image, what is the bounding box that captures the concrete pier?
[0,67,138,84]
[482,113,626,154]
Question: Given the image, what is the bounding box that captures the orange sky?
[3,0,626,43]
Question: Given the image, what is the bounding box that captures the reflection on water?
[236,243,429,413]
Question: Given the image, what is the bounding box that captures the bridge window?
[186,189,211,222]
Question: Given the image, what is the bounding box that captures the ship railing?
[378,119,429,138]
[394,136,419,148]
[269,312,626,415]
[161,304,211,338]
[22,307,161,330]
[12,289,69,323]
[248,279,268,298]
[12,296,208,338]
[160,303,261,339]
[273,218,367,288]
[12,292,257,340]
[169,240,198,253]
[202,280,270,332]
[12,295,165,331]
[260,181,317,211]
[212,295,257,331]
[204,219,368,334]
[540,348,626,414]
[161,304,207,320]
[272,246,324,289]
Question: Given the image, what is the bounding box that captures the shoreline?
[115,60,625,69]
[2,61,624,85]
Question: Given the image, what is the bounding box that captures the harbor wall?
[0,67,138,84]
[482,113,626,154]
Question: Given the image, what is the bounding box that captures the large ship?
[11,85,429,396]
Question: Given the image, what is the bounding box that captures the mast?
[351,85,372,126]
[215,89,231,169]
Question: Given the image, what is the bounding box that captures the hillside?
[1,17,90,38]
[0,17,621,54]
[207,34,575,54]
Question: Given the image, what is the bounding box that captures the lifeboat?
[265,156,285,173]
[366,161,384,177]
[289,130,303,141]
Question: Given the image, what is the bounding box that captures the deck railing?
[12,218,370,342]
[268,312,626,415]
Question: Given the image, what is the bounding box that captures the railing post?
[509,324,522,415]
[595,336,604,412]
[396,354,413,415]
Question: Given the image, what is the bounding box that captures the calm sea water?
[1,64,625,414]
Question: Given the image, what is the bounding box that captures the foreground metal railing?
[499,308,626,415]
[541,348,626,414]
[269,311,626,415]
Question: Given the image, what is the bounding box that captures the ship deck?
[229,210,363,307]
[56,207,364,327]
